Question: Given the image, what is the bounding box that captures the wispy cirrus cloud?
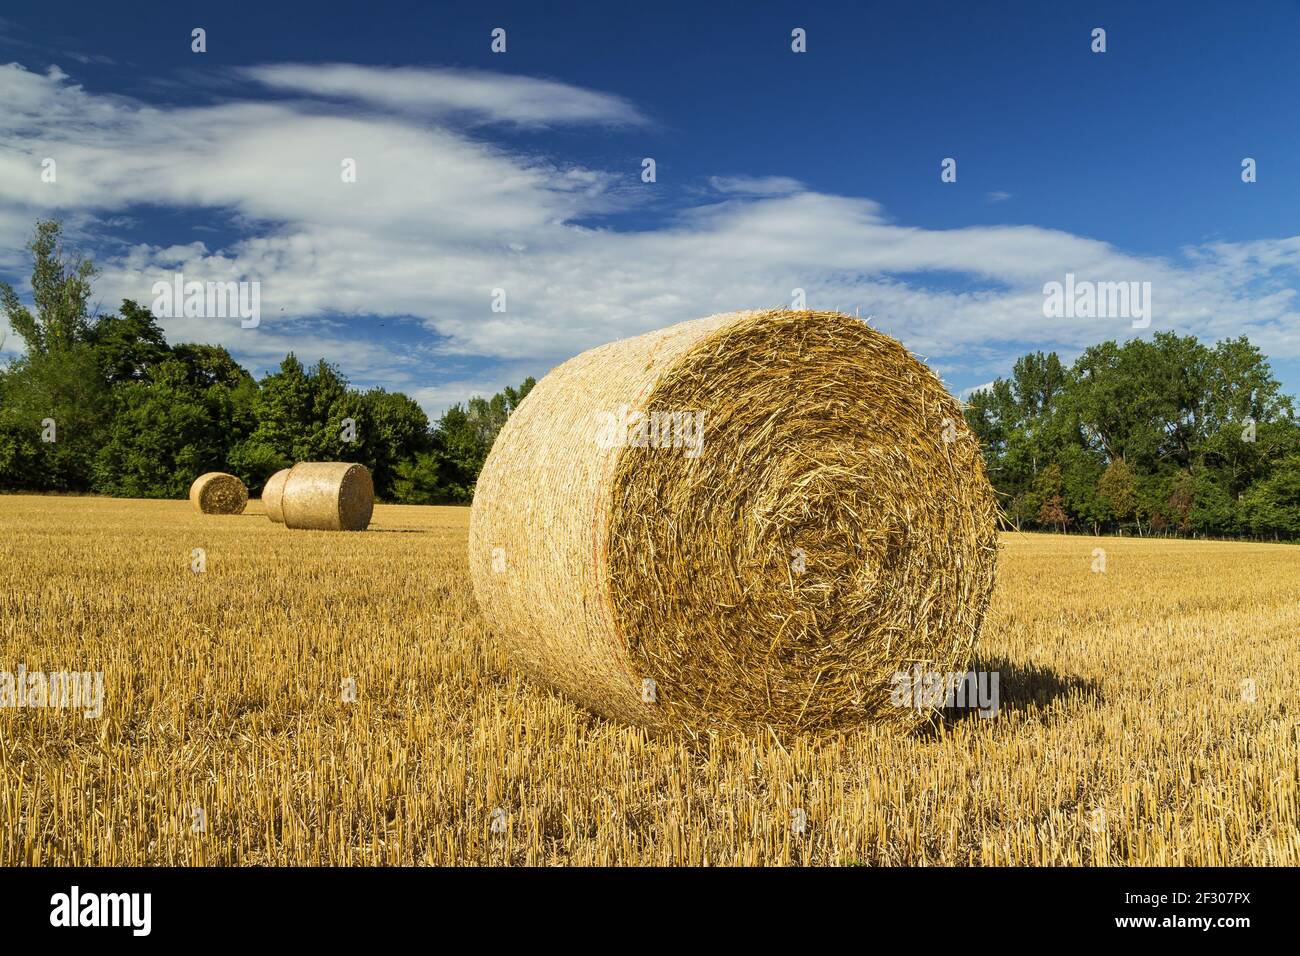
[239,62,647,128]
[708,175,805,197]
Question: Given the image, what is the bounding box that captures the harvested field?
[0,495,1296,865]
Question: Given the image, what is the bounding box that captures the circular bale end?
[281,462,374,531]
[469,309,999,736]
[262,468,292,523]
[189,472,248,515]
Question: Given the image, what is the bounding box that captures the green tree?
[1241,455,1300,539]
[393,450,456,504]
[1168,471,1196,534]
[969,331,1297,541]
[0,219,97,355]
[0,220,451,503]
[0,221,107,489]
[226,354,314,486]
[432,377,535,502]
[357,389,432,499]
[171,343,253,390]
[92,359,240,498]
[1098,458,1138,531]
[1189,470,1239,537]
[1059,445,1107,534]
[86,300,171,384]
[1032,463,1069,532]
[0,346,108,490]
[1069,334,1206,469]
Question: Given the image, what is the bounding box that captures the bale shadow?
[367,528,432,534]
[916,656,1102,736]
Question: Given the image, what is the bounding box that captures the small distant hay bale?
[469,309,1000,735]
[262,468,292,523]
[281,462,374,531]
[189,472,248,515]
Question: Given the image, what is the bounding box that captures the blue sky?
[1,0,1298,413]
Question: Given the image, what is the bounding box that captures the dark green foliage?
[967,333,1299,540]
[427,377,535,503]
[1240,456,1300,538]
[92,359,248,498]
[86,300,171,385]
[0,220,536,504]
[0,345,109,491]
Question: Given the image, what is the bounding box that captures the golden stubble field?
[1,494,1297,865]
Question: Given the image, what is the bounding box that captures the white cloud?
[240,63,646,127]
[407,368,540,418]
[708,175,805,196]
[0,61,1297,413]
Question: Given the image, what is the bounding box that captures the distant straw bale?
[262,468,291,524]
[188,472,248,515]
[281,462,374,532]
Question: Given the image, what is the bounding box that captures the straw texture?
[281,462,374,531]
[188,472,248,515]
[469,309,999,735]
[262,468,291,523]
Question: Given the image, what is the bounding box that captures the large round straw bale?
[262,468,291,523]
[281,462,374,531]
[469,309,999,735]
[188,472,248,515]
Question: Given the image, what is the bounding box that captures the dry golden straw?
[188,472,248,515]
[5,496,1297,866]
[281,462,374,531]
[469,309,1000,735]
[262,468,291,524]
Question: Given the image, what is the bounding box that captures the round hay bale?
[262,468,292,524]
[468,309,999,735]
[281,462,374,531]
[188,472,248,515]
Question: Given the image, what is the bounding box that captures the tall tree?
[0,219,98,354]
[1098,458,1138,531]
[86,299,171,385]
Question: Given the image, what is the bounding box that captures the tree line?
[0,221,533,503]
[964,335,1300,539]
[3,220,1297,536]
